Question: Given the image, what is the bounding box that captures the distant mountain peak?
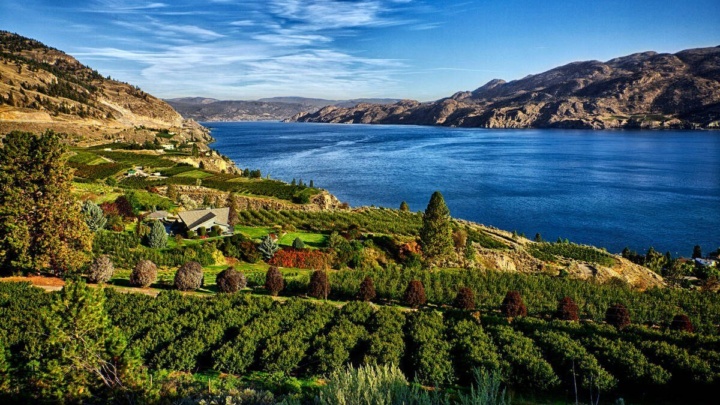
[292,46,720,130]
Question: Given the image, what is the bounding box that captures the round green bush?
[174,261,204,291]
[130,259,157,287]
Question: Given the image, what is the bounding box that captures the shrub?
[87,255,114,283]
[197,227,207,237]
[453,287,476,310]
[130,259,157,287]
[216,267,247,293]
[501,290,527,318]
[308,270,330,299]
[403,280,427,308]
[174,261,204,291]
[554,296,579,321]
[268,249,329,269]
[265,266,284,296]
[356,276,376,302]
[238,241,261,263]
[605,303,631,329]
[292,237,305,249]
[670,314,694,332]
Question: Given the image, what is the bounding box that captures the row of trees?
[1,281,716,402]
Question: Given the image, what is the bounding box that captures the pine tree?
[191,143,199,158]
[146,220,167,248]
[258,235,280,260]
[292,237,305,249]
[81,200,107,232]
[0,131,92,275]
[166,183,179,201]
[419,191,453,261]
[399,201,409,211]
[692,245,702,259]
[309,180,314,188]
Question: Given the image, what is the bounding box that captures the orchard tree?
[0,131,92,276]
[81,200,106,232]
[419,191,453,261]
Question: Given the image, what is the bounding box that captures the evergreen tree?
[419,191,453,261]
[226,192,239,227]
[535,233,543,242]
[32,281,142,401]
[166,183,179,201]
[146,220,168,248]
[81,200,106,232]
[309,179,314,188]
[292,237,305,249]
[399,201,409,212]
[692,244,702,259]
[291,178,296,186]
[191,143,199,158]
[258,235,280,260]
[0,131,92,275]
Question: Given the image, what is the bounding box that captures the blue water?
[206,121,720,256]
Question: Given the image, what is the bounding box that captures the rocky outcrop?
[162,186,342,212]
[292,46,720,130]
[0,31,211,144]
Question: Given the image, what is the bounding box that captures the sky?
[1,0,719,101]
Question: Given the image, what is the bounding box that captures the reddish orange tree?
[453,287,476,310]
[356,276,376,302]
[264,266,284,296]
[403,280,427,308]
[555,296,580,321]
[501,290,527,317]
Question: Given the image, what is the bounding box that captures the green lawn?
[278,232,327,248]
[235,226,273,239]
[174,169,214,179]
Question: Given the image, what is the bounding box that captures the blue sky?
[2,0,719,101]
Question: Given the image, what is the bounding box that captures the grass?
[278,232,327,248]
[174,169,213,179]
[72,182,123,203]
[235,226,273,239]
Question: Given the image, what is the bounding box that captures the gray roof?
[177,207,230,230]
[146,210,169,220]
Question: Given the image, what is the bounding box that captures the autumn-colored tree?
[264,265,284,296]
[501,290,527,318]
[605,303,631,329]
[0,131,92,276]
[356,276,376,302]
[308,269,330,300]
[554,296,579,321]
[419,191,453,261]
[113,195,135,219]
[403,280,427,308]
[669,314,694,332]
[453,287,476,310]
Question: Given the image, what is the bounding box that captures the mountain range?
[166,97,400,122]
[290,46,720,129]
[0,31,209,144]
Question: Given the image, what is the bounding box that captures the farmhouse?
[177,207,232,235]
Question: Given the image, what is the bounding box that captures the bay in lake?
[206,121,720,256]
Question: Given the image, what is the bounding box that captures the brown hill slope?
[291,46,720,129]
[0,31,209,143]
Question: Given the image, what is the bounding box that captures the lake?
[206,121,720,256]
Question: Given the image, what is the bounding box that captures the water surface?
[207,121,720,255]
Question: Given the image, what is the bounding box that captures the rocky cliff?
[291,46,720,129]
[0,31,210,143]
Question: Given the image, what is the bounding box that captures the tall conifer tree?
[0,131,92,275]
[419,191,453,261]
